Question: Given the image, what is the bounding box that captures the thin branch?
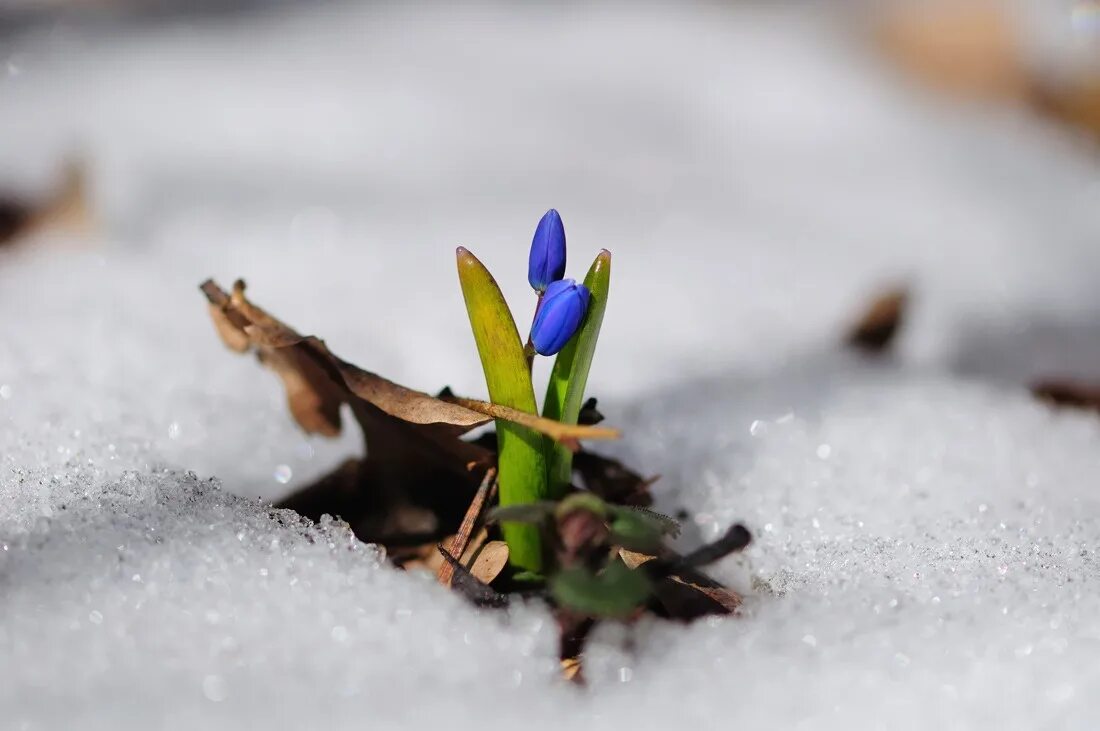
[437,468,497,587]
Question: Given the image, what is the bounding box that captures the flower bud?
[530,278,590,356]
[527,209,566,292]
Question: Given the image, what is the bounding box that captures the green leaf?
[488,502,557,525]
[456,247,549,573]
[554,492,609,520]
[613,506,681,538]
[543,250,611,495]
[550,559,651,618]
[608,509,669,553]
[511,570,546,586]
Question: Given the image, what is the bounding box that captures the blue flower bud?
[527,209,567,292]
[530,278,590,356]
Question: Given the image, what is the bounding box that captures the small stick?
[443,396,621,447]
[437,468,498,587]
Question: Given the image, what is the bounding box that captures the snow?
[1,1,1100,729]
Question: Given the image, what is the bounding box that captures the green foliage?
[543,251,611,494]
[456,230,613,583]
[550,559,652,618]
[554,492,609,520]
[456,247,549,573]
[488,502,557,525]
[608,506,682,552]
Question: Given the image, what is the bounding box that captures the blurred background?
[1,0,1100,498]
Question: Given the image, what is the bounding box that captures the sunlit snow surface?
[1,2,1100,729]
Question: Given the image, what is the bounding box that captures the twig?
[437,468,497,587]
[443,395,621,449]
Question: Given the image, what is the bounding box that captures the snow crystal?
[1,1,1099,729]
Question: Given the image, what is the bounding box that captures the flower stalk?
[457,210,609,576]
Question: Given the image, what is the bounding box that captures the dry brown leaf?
[207,303,252,353]
[261,346,345,437]
[408,527,492,575]
[573,449,657,506]
[275,458,363,523]
[468,540,509,585]
[619,548,655,571]
[663,576,742,615]
[201,278,617,446]
[560,657,583,683]
[620,547,743,618]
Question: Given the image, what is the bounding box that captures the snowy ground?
[1,2,1100,729]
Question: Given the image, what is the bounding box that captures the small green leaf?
[614,506,681,538]
[608,510,667,553]
[554,492,609,520]
[457,247,549,573]
[543,250,611,495]
[488,502,557,525]
[511,570,545,585]
[550,559,651,618]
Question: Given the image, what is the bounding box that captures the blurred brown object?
[846,287,907,354]
[872,0,1029,100]
[1032,379,1100,413]
[872,0,1100,139]
[1030,74,1100,140]
[0,159,96,248]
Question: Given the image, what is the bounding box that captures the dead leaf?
[468,541,509,585]
[407,527,490,575]
[560,657,583,684]
[619,523,751,620]
[658,576,742,616]
[847,288,907,353]
[573,449,657,506]
[201,278,618,445]
[275,458,364,523]
[619,549,655,571]
[207,302,252,353]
